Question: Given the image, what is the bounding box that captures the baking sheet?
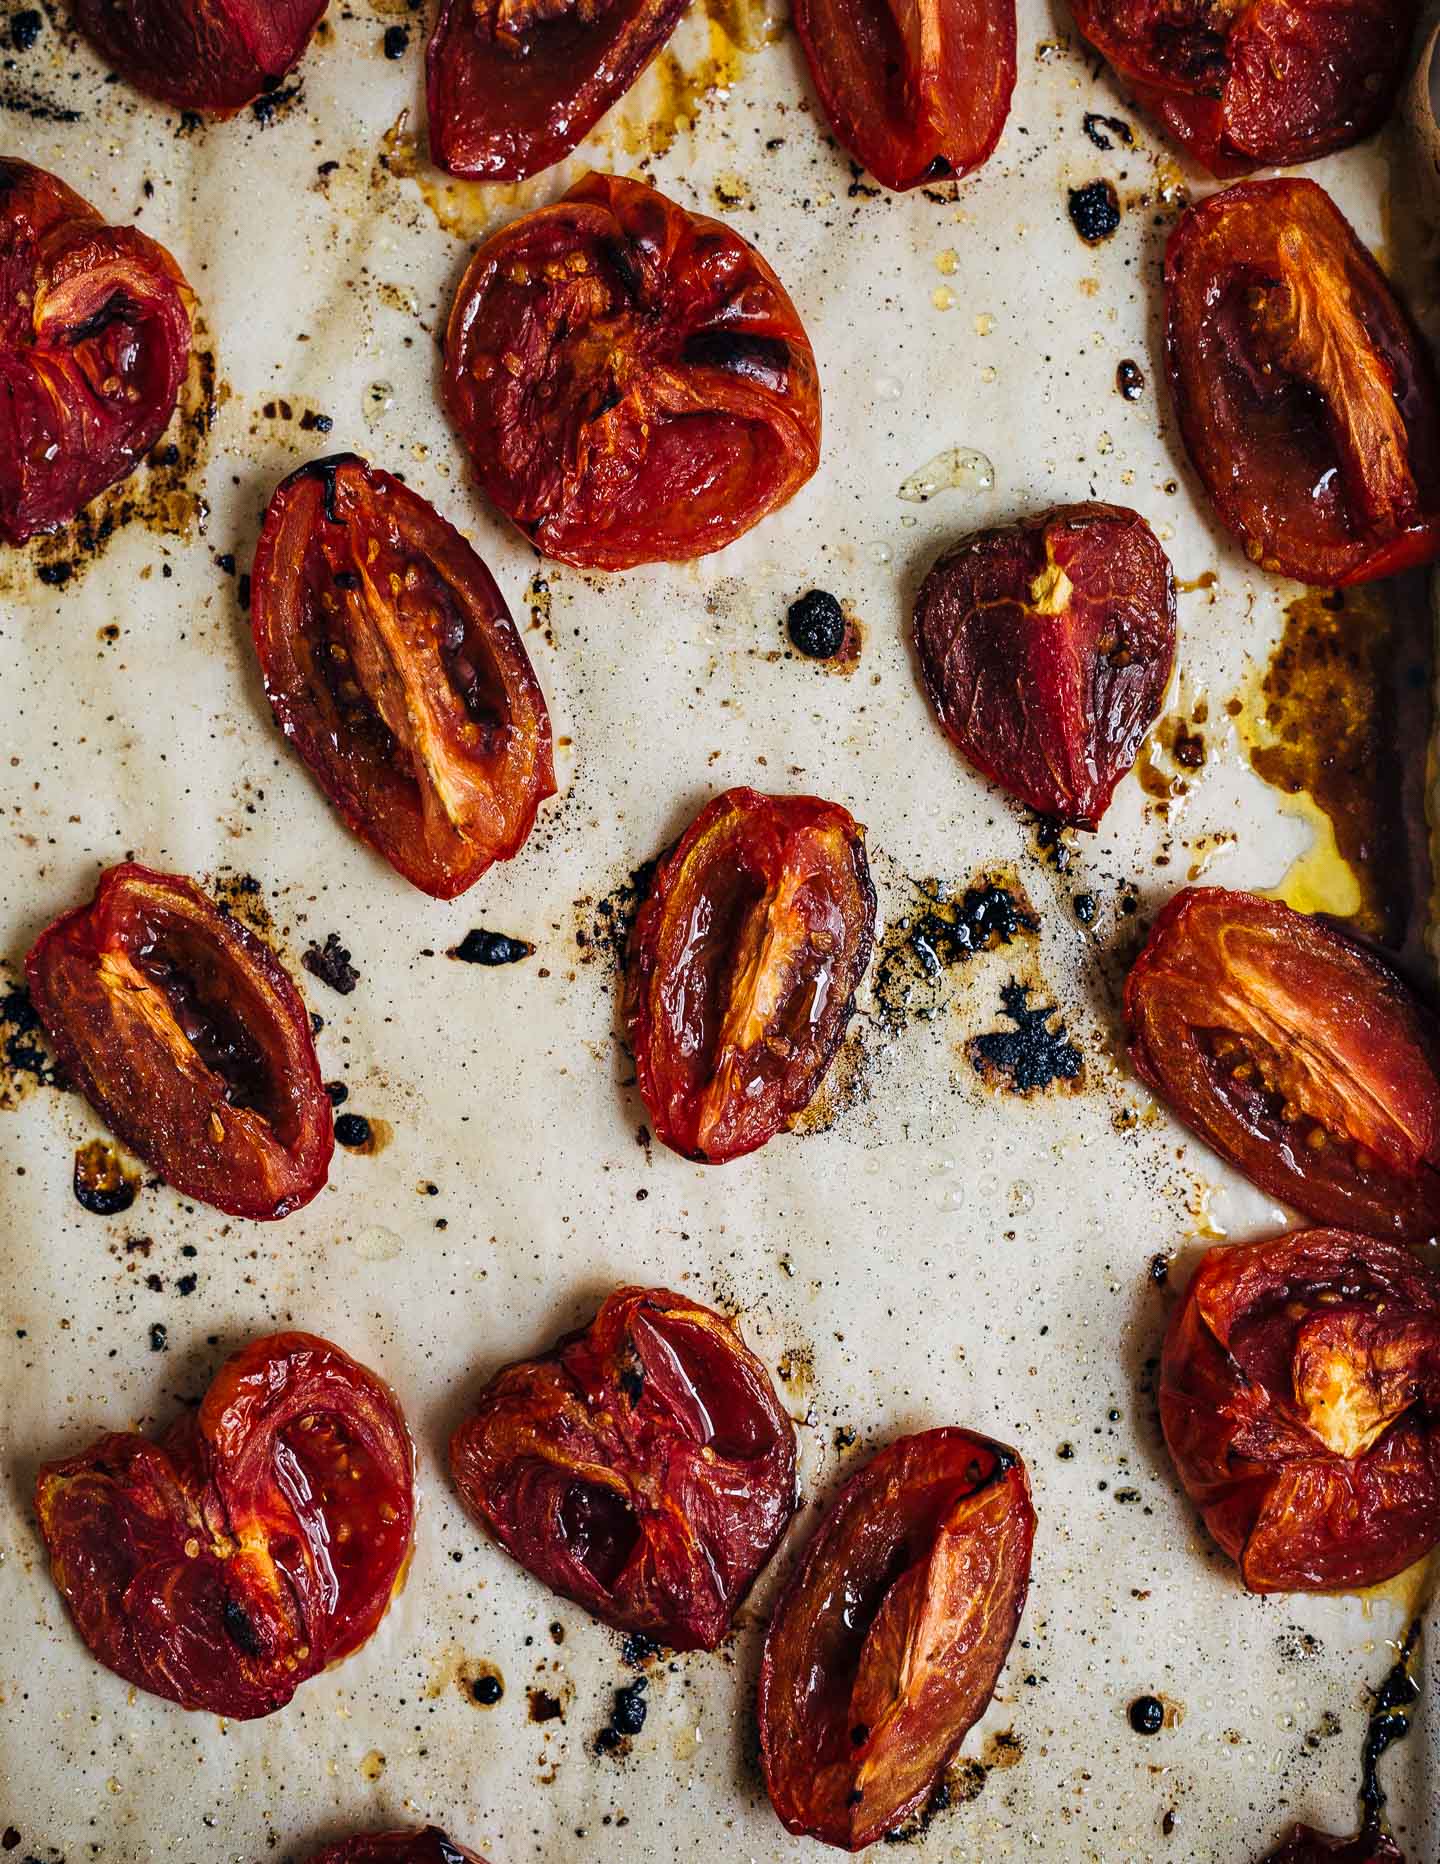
[0,0,1436,1857]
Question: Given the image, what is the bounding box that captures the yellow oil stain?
[616,0,781,159]
[1354,1549,1437,1621]
[377,116,555,242]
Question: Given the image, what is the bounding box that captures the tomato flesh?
[450,1287,796,1649]
[310,1833,487,1864]
[26,864,333,1221]
[36,1332,414,1718]
[758,1429,1034,1851]
[72,0,327,112]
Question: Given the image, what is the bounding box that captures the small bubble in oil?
[898,446,995,503]
[364,380,395,426]
[873,374,903,402]
[866,540,893,566]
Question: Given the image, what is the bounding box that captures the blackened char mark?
[297,452,366,526]
[681,331,790,392]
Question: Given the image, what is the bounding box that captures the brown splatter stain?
[208,871,276,942]
[376,113,542,241]
[982,1728,1024,1770]
[573,861,657,972]
[73,1139,139,1217]
[528,1687,566,1724]
[1136,715,1207,804]
[775,1343,814,1398]
[0,979,57,1109]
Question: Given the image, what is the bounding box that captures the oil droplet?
[974,312,994,336]
[360,1749,386,1782]
[353,1224,403,1262]
[866,540,893,566]
[364,381,395,426]
[873,374,903,402]
[898,447,995,502]
[935,248,959,275]
[980,365,997,384]
[932,285,956,311]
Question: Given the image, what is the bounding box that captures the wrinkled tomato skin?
[72,0,327,113]
[309,1832,487,1864]
[443,172,821,571]
[26,864,333,1221]
[758,1429,1035,1851]
[251,455,555,900]
[626,788,876,1164]
[1262,1827,1404,1864]
[913,502,1175,829]
[1125,888,1440,1241]
[0,160,192,546]
[1161,1230,1440,1593]
[794,0,1015,191]
[427,0,687,181]
[1070,0,1418,176]
[1165,180,1440,587]
[450,1287,796,1649]
[35,1332,415,1718]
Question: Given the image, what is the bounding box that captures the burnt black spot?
[222,1596,263,1657]
[333,570,360,590]
[237,573,252,611]
[620,1631,661,1668]
[1082,112,1132,151]
[1128,1695,1164,1735]
[618,1364,644,1403]
[0,82,79,123]
[1149,1253,1170,1285]
[528,1688,564,1724]
[1072,892,1097,924]
[302,932,359,995]
[969,981,1082,1093]
[471,1673,503,1705]
[149,1322,168,1353]
[383,23,410,56]
[1067,180,1121,245]
[299,453,362,525]
[596,1676,648,1752]
[874,878,1039,1032]
[1,983,57,1098]
[36,562,72,586]
[251,82,301,125]
[334,1113,371,1148]
[449,929,533,966]
[73,1141,138,1216]
[602,236,644,301]
[921,154,954,180]
[10,11,42,50]
[682,331,790,391]
[325,1080,349,1105]
[1360,1622,1421,1823]
[67,293,140,347]
[787,589,846,660]
[1116,359,1145,400]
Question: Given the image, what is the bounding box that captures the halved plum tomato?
[913,502,1175,829]
[626,788,876,1164]
[1125,888,1440,1241]
[1161,1229,1440,1592]
[35,1332,414,1718]
[427,0,687,181]
[1069,0,1418,177]
[449,1286,796,1649]
[1262,1827,1404,1863]
[443,172,822,570]
[251,455,555,900]
[72,0,327,113]
[26,864,333,1221]
[794,0,1015,192]
[309,1833,488,1864]
[759,1429,1034,1851]
[0,160,192,546]
[1165,180,1440,586]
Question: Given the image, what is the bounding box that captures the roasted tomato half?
[1262,1828,1403,1864]
[36,1332,414,1718]
[72,0,327,113]
[759,1429,1034,1851]
[1125,888,1440,1241]
[251,455,555,900]
[443,172,821,570]
[427,0,687,180]
[0,160,192,546]
[309,1833,487,1864]
[26,864,333,1221]
[1165,180,1440,587]
[626,788,876,1164]
[913,503,1175,829]
[795,0,1015,191]
[1161,1229,1440,1593]
[1069,0,1417,176]
[450,1287,796,1649]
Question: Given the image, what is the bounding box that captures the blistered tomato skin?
[1161,1230,1440,1593]
[913,503,1175,829]
[450,1287,796,1649]
[0,160,192,546]
[759,1429,1035,1851]
[1262,1828,1404,1863]
[795,0,1015,191]
[427,0,687,181]
[626,788,876,1164]
[26,864,333,1221]
[1124,888,1440,1241]
[309,1832,488,1864]
[443,172,822,571]
[1069,0,1417,177]
[35,1333,414,1718]
[251,455,555,900]
[72,0,327,112]
[1165,180,1440,587]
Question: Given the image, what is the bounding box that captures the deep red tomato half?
[251,455,555,900]
[427,0,687,180]
[26,864,333,1221]
[0,160,192,546]
[309,1833,488,1864]
[1069,0,1417,176]
[758,1429,1035,1851]
[913,502,1175,829]
[1165,179,1440,587]
[72,0,328,113]
[1124,888,1440,1241]
[36,1332,414,1718]
[795,0,1015,191]
[1161,1229,1440,1593]
[1262,1827,1404,1864]
[626,788,876,1164]
[450,1287,796,1649]
[443,172,822,570]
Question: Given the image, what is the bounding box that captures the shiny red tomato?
[26,864,333,1221]
[759,1429,1034,1851]
[443,172,821,570]
[1262,1829,1404,1864]
[310,1833,487,1864]
[913,502,1175,829]
[0,160,192,546]
[1069,0,1417,177]
[795,0,1015,191]
[1125,888,1440,1241]
[251,455,555,900]
[427,0,686,180]
[450,1287,796,1649]
[36,1333,414,1718]
[1165,180,1440,586]
[72,0,327,112]
[626,788,876,1164]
